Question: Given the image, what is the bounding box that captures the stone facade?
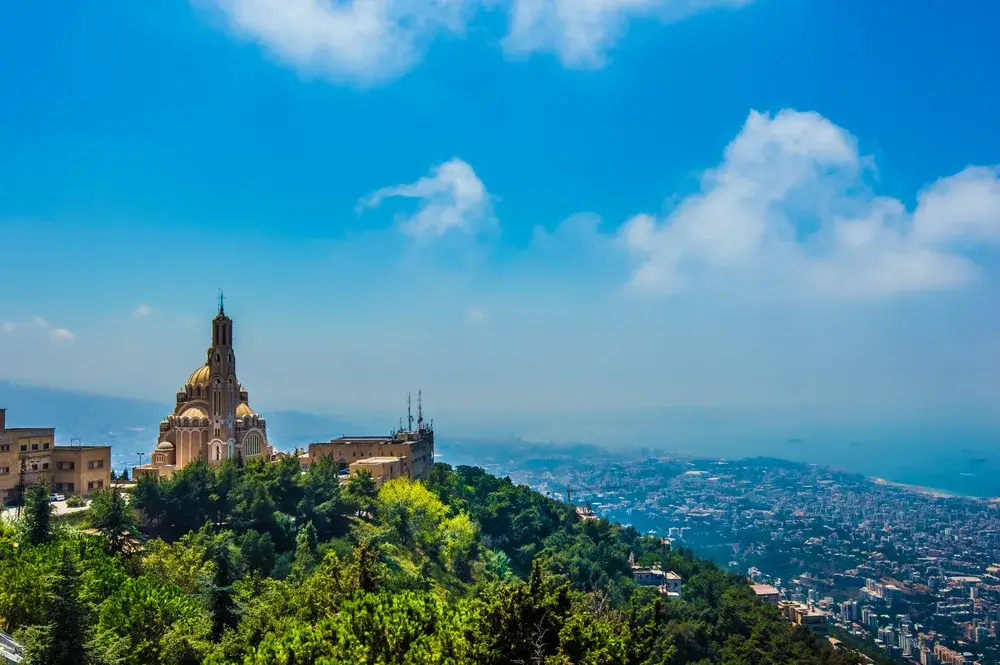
[304,425,435,482]
[349,456,404,488]
[134,298,270,479]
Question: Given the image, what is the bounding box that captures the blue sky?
[1,0,999,432]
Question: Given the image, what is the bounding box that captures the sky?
[1,0,999,433]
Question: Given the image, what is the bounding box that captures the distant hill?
[0,380,372,462]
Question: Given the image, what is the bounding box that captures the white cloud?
[0,315,75,342]
[466,306,487,323]
[49,328,76,342]
[619,109,1000,298]
[359,158,494,238]
[194,0,752,82]
[134,304,155,318]
[196,0,478,84]
[503,0,754,68]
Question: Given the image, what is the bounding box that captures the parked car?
[48,493,66,502]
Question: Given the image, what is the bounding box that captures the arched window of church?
[244,432,262,457]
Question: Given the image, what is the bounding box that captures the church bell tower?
[207,291,238,453]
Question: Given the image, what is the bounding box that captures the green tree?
[89,486,138,555]
[21,547,97,665]
[378,478,449,553]
[96,575,208,665]
[131,473,164,527]
[239,530,276,578]
[206,537,239,640]
[344,470,378,518]
[21,483,53,546]
[143,531,215,594]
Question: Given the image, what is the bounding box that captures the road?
[1,498,91,522]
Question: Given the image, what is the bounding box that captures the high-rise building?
[840,600,858,623]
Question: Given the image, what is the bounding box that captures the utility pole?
[15,452,28,518]
[137,451,145,472]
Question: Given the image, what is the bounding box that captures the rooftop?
[353,456,403,465]
[55,444,112,451]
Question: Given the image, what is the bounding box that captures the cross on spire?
[218,289,225,315]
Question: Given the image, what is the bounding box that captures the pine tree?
[24,547,94,665]
[22,483,52,546]
[207,539,238,640]
[90,486,137,555]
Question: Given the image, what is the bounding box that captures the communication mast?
[417,390,424,430]
[407,393,413,432]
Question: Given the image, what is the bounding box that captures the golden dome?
[155,440,174,451]
[180,407,208,420]
[236,402,256,418]
[187,365,211,386]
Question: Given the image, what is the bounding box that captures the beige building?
[349,456,403,488]
[0,409,111,503]
[751,583,781,605]
[304,424,435,482]
[134,297,270,479]
[779,600,828,636]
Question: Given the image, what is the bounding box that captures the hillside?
[0,460,869,664]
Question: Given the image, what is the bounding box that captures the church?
[134,296,270,479]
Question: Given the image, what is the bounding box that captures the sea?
[657,425,1000,499]
[503,411,1000,499]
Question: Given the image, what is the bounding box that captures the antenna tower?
[417,390,423,429]
[407,393,413,432]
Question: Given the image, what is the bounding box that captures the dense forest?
[0,457,864,664]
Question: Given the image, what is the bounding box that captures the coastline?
[870,476,997,501]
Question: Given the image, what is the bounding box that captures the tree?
[21,547,96,665]
[378,477,450,553]
[239,530,276,579]
[206,537,239,640]
[96,575,208,665]
[22,483,53,546]
[132,473,164,528]
[110,469,118,482]
[352,537,386,593]
[344,470,378,518]
[119,468,130,482]
[441,512,478,579]
[90,487,138,556]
